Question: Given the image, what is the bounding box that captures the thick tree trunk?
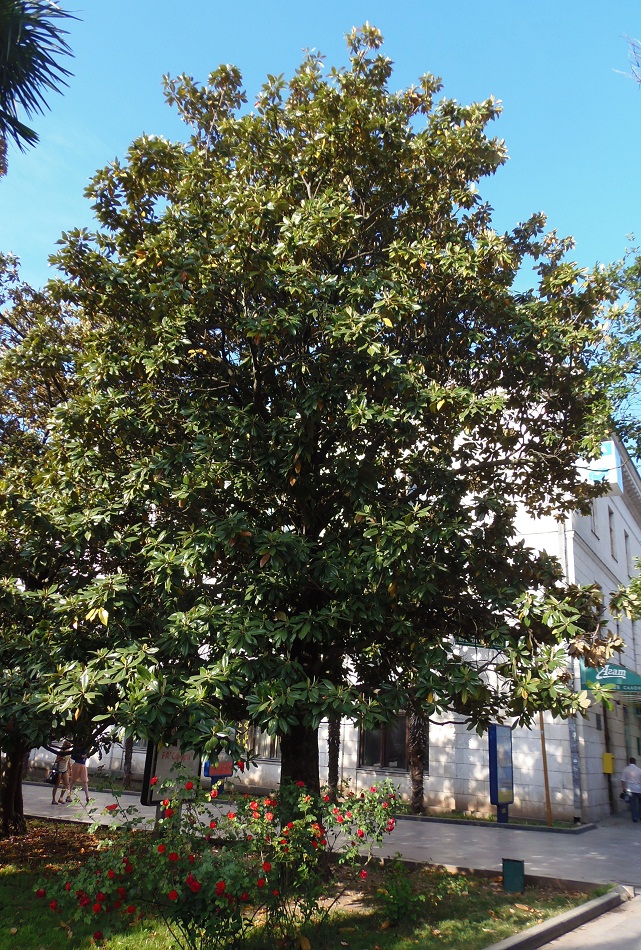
[408,710,426,816]
[327,716,340,799]
[1,740,29,837]
[123,735,134,790]
[279,722,320,795]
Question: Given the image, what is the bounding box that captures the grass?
[0,820,597,950]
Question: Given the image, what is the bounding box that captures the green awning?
[582,662,641,694]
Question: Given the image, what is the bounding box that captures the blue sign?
[489,724,514,806]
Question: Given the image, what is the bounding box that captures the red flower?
[387,819,396,832]
[169,852,179,862]
[126,905,136,914]
[117,887,126,899]
[49,899,57,910]
[257,878,265,888]
[150,776,158,786]
[237,760,245,772]
[215,880,226,895]
[370,786,377,792]
[209,820,217,829]
[157,844,166,854]
[382,801,388,809]
[64,882,71,891]
[80,896,91,907]
[246,834,253,841]
[296,780,305,787]
[357,829,365,838]
[35,888,45,898]
[105,803,118,812]
[265,812,274,822]
[286,821,294,829]
[227,811,236,820]
[162,799,170,807]
[107,869,115,879]
[262,861,271,872]
[250,801,258,810]
[92,903,102,913]
[336,815,344,823]
[185,781,194,790]
[360,869,368,880]
[94,932,103,942]
[96,892,106,902]
[272,888,279,896]
[188,880,202,893]
[168,890,178,901]
[323,794,330,802]
[241,891,249,901]
[188,854,195,863]
[346,811,352,818]
[164,807,175,818]
[124,863,133,874]
[211,789,218,799]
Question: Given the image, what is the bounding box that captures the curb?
[396,814,597,834]
[482,885,634,950]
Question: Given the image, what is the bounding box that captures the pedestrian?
[50,740,73,805]
[621,756,641,822]
[69,748,90,804]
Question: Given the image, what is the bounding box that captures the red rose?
[250,801,258,810]
[185,781,194,790]
[237,760,245,772]
[168,890,178,901]
[188,880,201,893]
[92,903,101,913]
[387,819,395,832]
[370,786,377,792]
[94,932,103,942]
[164,808,175,818]
[296,780,305,787]
[346,811,352,818]
[113,900,121,910]
[360,869,367,880]
[215,880,226,895]
[227,811,236,820]
[337,815,344,823]
[157,844,166,853]
[117,887,126,899]
[35,888,45,898]
[64,882,71,891]
[241,891,249,901]
[265,812,273,822]
[107,870,115,879]
[126,905,136,914]
[105,803,118,812]
[257,878,265,888]
[96,892,106,902]
[188,854,195,863]
[49,899,57,910]
[80,896,91,907]
[262,861,271,872]
[272,888,279,896]
[357,829,365,838]
[169,852,179,862]
[210,789,218,799]
[323,794,330,802]
[382,801,388,809]
[150,776,158,785]
[162,799,170,807]
[124,864,133,874]
[209,820,217,829]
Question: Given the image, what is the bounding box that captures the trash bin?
[502,858,525,893]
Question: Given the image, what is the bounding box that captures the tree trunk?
[123,735,134,790]
[1,740,29,837]
[327,716,340,799]
[279,721,320,795]
[408,710,426,815]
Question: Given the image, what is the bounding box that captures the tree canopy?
[0,26,626,796]
[0,0,75,173]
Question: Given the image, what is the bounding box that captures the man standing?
[621,757,641,822]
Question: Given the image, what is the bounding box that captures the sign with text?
[489,724,514,806]
[141,742,201,806]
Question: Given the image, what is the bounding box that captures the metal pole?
[539,710,553,827]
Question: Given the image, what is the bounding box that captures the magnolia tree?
[1,27,626,806]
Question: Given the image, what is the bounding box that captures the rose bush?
[36,768,398,949]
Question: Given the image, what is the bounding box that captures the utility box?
[602,752,614,774]
[502,858,525,894]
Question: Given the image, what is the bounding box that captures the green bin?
[502,858,524,893]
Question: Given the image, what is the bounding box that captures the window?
[590,502,599,537]
[247,725,280,760]
[608,507,617,560]
[359,715,428,771]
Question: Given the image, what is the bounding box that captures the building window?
[359,714,428,771]
[595,713,602,732]
[248,725,280,760]
[590,502,599,537]
[608,507,617,560]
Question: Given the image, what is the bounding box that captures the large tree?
[4,26,625,796]
[0,0,75,174]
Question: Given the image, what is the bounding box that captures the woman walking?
[50,740,72,804]
[69,749,90,804]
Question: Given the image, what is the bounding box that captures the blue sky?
[1,0,640,289]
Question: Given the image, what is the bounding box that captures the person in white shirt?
[621,757,641,822]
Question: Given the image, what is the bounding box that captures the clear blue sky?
[1,0,640,289]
